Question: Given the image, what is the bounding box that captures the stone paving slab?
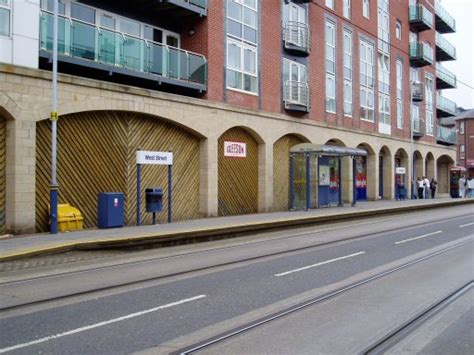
[0,198,472,262]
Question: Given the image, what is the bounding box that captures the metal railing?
[435,1,456,31]
[188,0,208,10]
[409,4,433,28]
[284,80,310,110]
[283,21,310,53]
[435,32,456,59]
[437,126,456,144]
[39,11,207,85]
[412,82,424,101]
[436,64,457,88]
[409,42,434,63]
[436,93,457,115]
[412,117,425,133]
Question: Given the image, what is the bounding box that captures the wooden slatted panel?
[125,113,200,225]
[36,111,200,232]
[218,128,258,216]
[273,135,304,211]
[0,118,5,234]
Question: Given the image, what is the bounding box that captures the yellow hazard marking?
[50,111,58,121]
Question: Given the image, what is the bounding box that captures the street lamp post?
[50,0,59,234]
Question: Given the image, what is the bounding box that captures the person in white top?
[466,176,474,198]
[417,177,424,199]
[423,176,430,199]
[458,175,466,198]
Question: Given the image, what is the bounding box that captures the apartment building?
[0,0,459,233]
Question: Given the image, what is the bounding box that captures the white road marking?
[0,295,206,354]
[275,251,366,277]
[460,222,474,228]
[395,231,443,245]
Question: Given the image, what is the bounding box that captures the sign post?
[136,150,173,226]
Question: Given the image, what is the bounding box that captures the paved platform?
[0,197,472,262]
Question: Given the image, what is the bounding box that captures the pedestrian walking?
[423,176,430,199]
[467,176,474,198]
[458,175,466,198]
[417,177,424,199]
[430,178,437,199]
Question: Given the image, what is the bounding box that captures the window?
[378,53,390,94]
[283,59,307,105]
[326,20,336,113]
[460,144,465,159]
[343,30,352,116]
[226,0,259,94]
[396,21,402,40]
[360,39,374,121]
[379,94,390,125]
[396,59,403,129]
[460,121,465,134]
[377,2,389,54]
[326,0,334,10]
[363,0,370,19]
[425,75,434,135]
[0,0,10,36]
[343,0,351,19]
[284,2,308,49]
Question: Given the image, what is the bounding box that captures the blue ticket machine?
[98,192,125,228]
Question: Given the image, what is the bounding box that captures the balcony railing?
[164,0,208,16]
[437,126,456,145]
[436,93,457,116]
[436,64,457,89]
[412,117,425,138]
[435,32,456,61]
[409,4,433,32]
[39,11,207,87]
[284,80,310,112]
[409,42,434,67]
[411,82,424,102]
[283,21,310,55]
[435,1,456,33]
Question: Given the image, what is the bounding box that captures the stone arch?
[413,150,424,180]
[35,110,202,231]
[218,126,259,216]
[379,145,392,199]
[325,138,346,147]
[356,143,376,200]
[436,154,455,195]
[425,152,435,181]
[325,138,350,202]
[273,134,309,211]
[395,148,410,198]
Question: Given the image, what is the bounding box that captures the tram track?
[174,239,473,355]
[0,213,472,312]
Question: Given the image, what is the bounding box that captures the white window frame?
[360,39,374,121]
[326,20,336,113]
[396,59,403,129]
[379,93,390,125]
[460,144,465,159]
[363,0,370,19]
[326,0,334,10]
[0,0,11,37]
[226,0,259,94]
[283,58,308,106]
[343,29,353,116]
[378,52,390,95]
[425,74,434,136]
[396,20,402,40]
[460,121,465,134]
[343,0,351,19]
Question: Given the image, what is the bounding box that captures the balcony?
[158,0,207,17]
[436,126,456,145]
[409,4,433,32]
[39,12,207,92]
[436,64,457,89]
[284,81,310,112]
[283,22,310,55]
[411,82,424,102]
[436,93,457,117]
[435,1,456,33]
[435,32,456,61]
[409,42,433,67]
[412,117,425,138]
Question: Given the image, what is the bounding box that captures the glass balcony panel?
[189,0,207,9]
[436,64,457,88]
[437,126,456,144]
[435,32,456,59]
[98,28,121,66]
[179,50,189,81]
[409,4,433,30]
[168,47,180,79]
[189,53,206,83]
[121,35,145,71]
[40,12,68,54]
[147,42,166,76]
[71,20,97,61]
[436,93,457,115]
[435,1,456,32]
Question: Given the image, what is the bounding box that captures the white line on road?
[0,295,206,354]
[275,251,366,277]
[394,231,443,245]
[460,222,474,228]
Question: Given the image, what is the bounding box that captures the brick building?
[0,0,460,233]
[454,109,474,176]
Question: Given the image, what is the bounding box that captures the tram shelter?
[289,143,368,210]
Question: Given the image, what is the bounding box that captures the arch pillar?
[367,151,378,200]
[258,142,273,212]
[6,119,36,233]
[341,156,352,203]
[199,137,218,217]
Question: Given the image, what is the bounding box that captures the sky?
[440,0,474,109]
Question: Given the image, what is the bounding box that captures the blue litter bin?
[145,188,163,213]
[397,184,406,200]
[98,192,124,228]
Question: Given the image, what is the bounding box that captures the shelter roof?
[290,143,367,156]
